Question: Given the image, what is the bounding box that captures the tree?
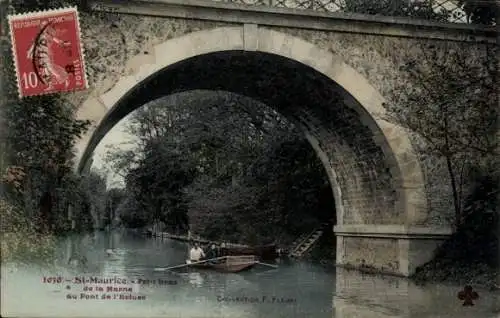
[1,0,92,234]
[124,138,197,232]
[115,196,149,228]
[79,170,108,229]
[105,91,334,244]
[6,0,86,14]
[457,0,498,25]
[2,93,92,230]
[344,0,449,22]
[385,46,497,229]
[105,188,127,227]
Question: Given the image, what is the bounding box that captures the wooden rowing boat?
[188,255,257,273]
[154,255,278,272]
[221,244,277,260]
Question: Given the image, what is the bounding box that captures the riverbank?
[307,251,499,290]
[411,260,499,291]
[147,231,250,248]
[303,230,500,291]
[411,211,499,291]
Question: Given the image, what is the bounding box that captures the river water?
[1,230,499,317]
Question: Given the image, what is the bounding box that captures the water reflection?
[334,268,500,317]
[186,272,204,287]
[1,231,499,317]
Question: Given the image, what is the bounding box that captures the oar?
[154,256,227,271]
[255,261,278,269]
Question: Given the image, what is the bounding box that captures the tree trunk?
[445,155,461,229]
[443,114,461,229]
[457,160,467,219]
[23,172,33,218]
[39,190,52,233]
[68,204,75,230]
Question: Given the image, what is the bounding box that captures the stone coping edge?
[88,0,497,43]
[334,225,453,239]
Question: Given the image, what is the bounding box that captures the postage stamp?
[7,7,88,98]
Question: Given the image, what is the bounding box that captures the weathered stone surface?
[268,27,496,227]
[73,14,491,231]
[63,11,237,157]
[343,236,399,271]
[73,24,419,231]
[72,11,235,101]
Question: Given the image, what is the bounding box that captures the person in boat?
[205,243,219,263]
[189,242,205,262]
[220,242,226,256]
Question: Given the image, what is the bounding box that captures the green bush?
[0,200,56,264]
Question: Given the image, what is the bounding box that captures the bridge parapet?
[88,0,496,43]
[118,0,469,24]
[209,0,469,24]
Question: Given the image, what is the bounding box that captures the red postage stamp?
[8,7,88,98]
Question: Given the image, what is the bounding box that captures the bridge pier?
[334,225,452,276]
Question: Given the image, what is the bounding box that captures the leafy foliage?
[343,0,498,25]
[7,0,85,14]
[457,0,498,25]
[0,8,99,262]
[116,196,149,229]
[104,188,127,227]
[0,200,56,264]
[344,0,450,22]
[411,173,499,289]
[2,91,92,229]
[385,45,497,229]
[124,139,196,231]
[106,92,334,244]
[431,173,499,265]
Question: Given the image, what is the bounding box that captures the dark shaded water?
[1,230,499,317]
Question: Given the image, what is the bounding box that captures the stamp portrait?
[8,7,87,98]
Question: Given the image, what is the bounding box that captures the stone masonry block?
[99,75,140,109]
[343,236,399,272]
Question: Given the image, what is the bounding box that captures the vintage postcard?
[0,0,498,318]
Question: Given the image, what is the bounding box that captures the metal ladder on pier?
[288,223,329,258]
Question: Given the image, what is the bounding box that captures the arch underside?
[76,27,428,227]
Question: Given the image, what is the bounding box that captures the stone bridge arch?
[75,25,442,276]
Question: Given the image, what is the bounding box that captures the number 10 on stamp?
[8,7,88,98]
